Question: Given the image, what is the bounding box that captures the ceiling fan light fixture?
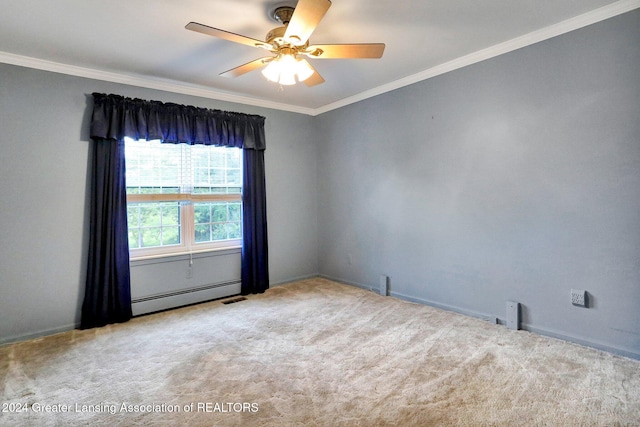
[261,53,314,85]
[261,58,282,82]
[278,68,297,85]
[295,58,314,82]
[278,54,297,84]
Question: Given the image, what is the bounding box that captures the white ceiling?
[1,0,638,115]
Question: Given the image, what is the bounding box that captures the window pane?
[161,226,180,245]
[228,203,241,221]
[226,150,240,168]
[194,204,210,223]
[141,228,161,248]
[126,202,181,249]
[125,139,186,195]
[127,205,140,228]
[226,169,241,186]
[139,205,161,227]
[212,223,227,240]
[162,204,180,226]
[193,167,209,187]
[190,145,242,195]
[194,224,211,243]
[211,204,228,222]
[193,201,242,244]
[210,168,224,185]
[128,229,140,249]
[209,151,224,168]
[227,222,242,239]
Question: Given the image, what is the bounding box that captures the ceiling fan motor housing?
[266,25,309,51]
[271,6,294,24]
[266,26,287,45]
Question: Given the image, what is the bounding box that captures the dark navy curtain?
[81,138,132,328]
[81,93,269,328]
[241,149,269,294]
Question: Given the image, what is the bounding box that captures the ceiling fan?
[185,0,385,86]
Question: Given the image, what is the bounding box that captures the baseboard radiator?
[131,280,241,316]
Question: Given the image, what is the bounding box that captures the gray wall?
[0,64,318,343]
[316,10,640,358]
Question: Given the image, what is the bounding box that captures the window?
[124,138,242,259]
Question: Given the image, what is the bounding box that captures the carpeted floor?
[1,277,639,426]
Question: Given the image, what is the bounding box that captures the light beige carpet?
[1,277,639,426]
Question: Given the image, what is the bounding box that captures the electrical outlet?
[571,289,586,306]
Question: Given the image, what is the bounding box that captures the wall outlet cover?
[571,289,586,307]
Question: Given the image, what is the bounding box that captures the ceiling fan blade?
[302,60,325,86]
[305,43,385,59]
[284,0,331,46]
[186,22,272,50]
[220,57,272,78]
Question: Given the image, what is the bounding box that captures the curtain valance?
[90,93,266,150]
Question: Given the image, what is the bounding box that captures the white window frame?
[125,140,242,260]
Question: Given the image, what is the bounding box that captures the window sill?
[130,245,241,265]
